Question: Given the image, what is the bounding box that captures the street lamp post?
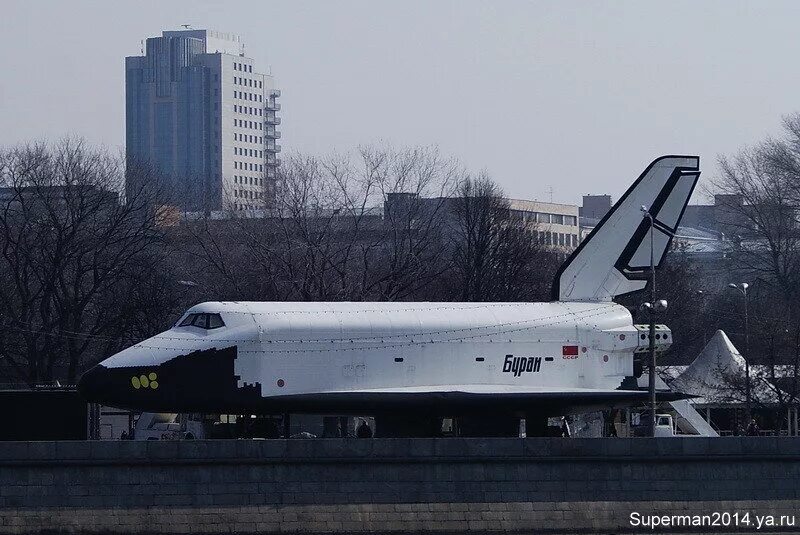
[640,206,662,437]
[728,282,751,420]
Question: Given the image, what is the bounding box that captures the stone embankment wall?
[2,437,800,533]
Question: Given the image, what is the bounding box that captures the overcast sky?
[1,1,799,204]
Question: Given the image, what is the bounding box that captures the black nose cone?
[77,365,111,403]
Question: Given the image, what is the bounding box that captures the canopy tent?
[670,330,780,405]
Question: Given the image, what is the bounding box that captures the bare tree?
[448,174,557,301]
[449,175,506,301]
[0,139,178,385]
[184,145,459,302]
[707,113,800,428]
[360,145,457,300]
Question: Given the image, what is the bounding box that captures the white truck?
[631,412,677,437]
[653,414,677,437]
[132,413,206,440]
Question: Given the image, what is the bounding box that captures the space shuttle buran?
[78,156,699,420]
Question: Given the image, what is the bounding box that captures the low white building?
[507,199,580,250]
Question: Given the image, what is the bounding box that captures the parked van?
[132,413,205,440]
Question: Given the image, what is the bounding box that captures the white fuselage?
[100,300,643,403]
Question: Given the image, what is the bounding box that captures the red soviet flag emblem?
[562,345,579,359]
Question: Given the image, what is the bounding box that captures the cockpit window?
[179,313,225,330]
[207,313,225,329]
[192,314,209,329]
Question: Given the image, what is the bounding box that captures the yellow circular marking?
[148,372,157,381]
[150,381,159,390]
[139,375,149,388]
[131,376,140,389]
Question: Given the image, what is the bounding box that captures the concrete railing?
[2,437,800,534]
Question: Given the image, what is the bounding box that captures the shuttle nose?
[77,344,253,413]
[78,361,172,411]
[77,365,113,404]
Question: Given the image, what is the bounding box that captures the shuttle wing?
[552,155,700,302]
[264,385,691,415]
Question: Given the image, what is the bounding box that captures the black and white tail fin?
[552,155,700,302]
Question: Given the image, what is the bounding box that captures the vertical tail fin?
[552,155,700,302]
